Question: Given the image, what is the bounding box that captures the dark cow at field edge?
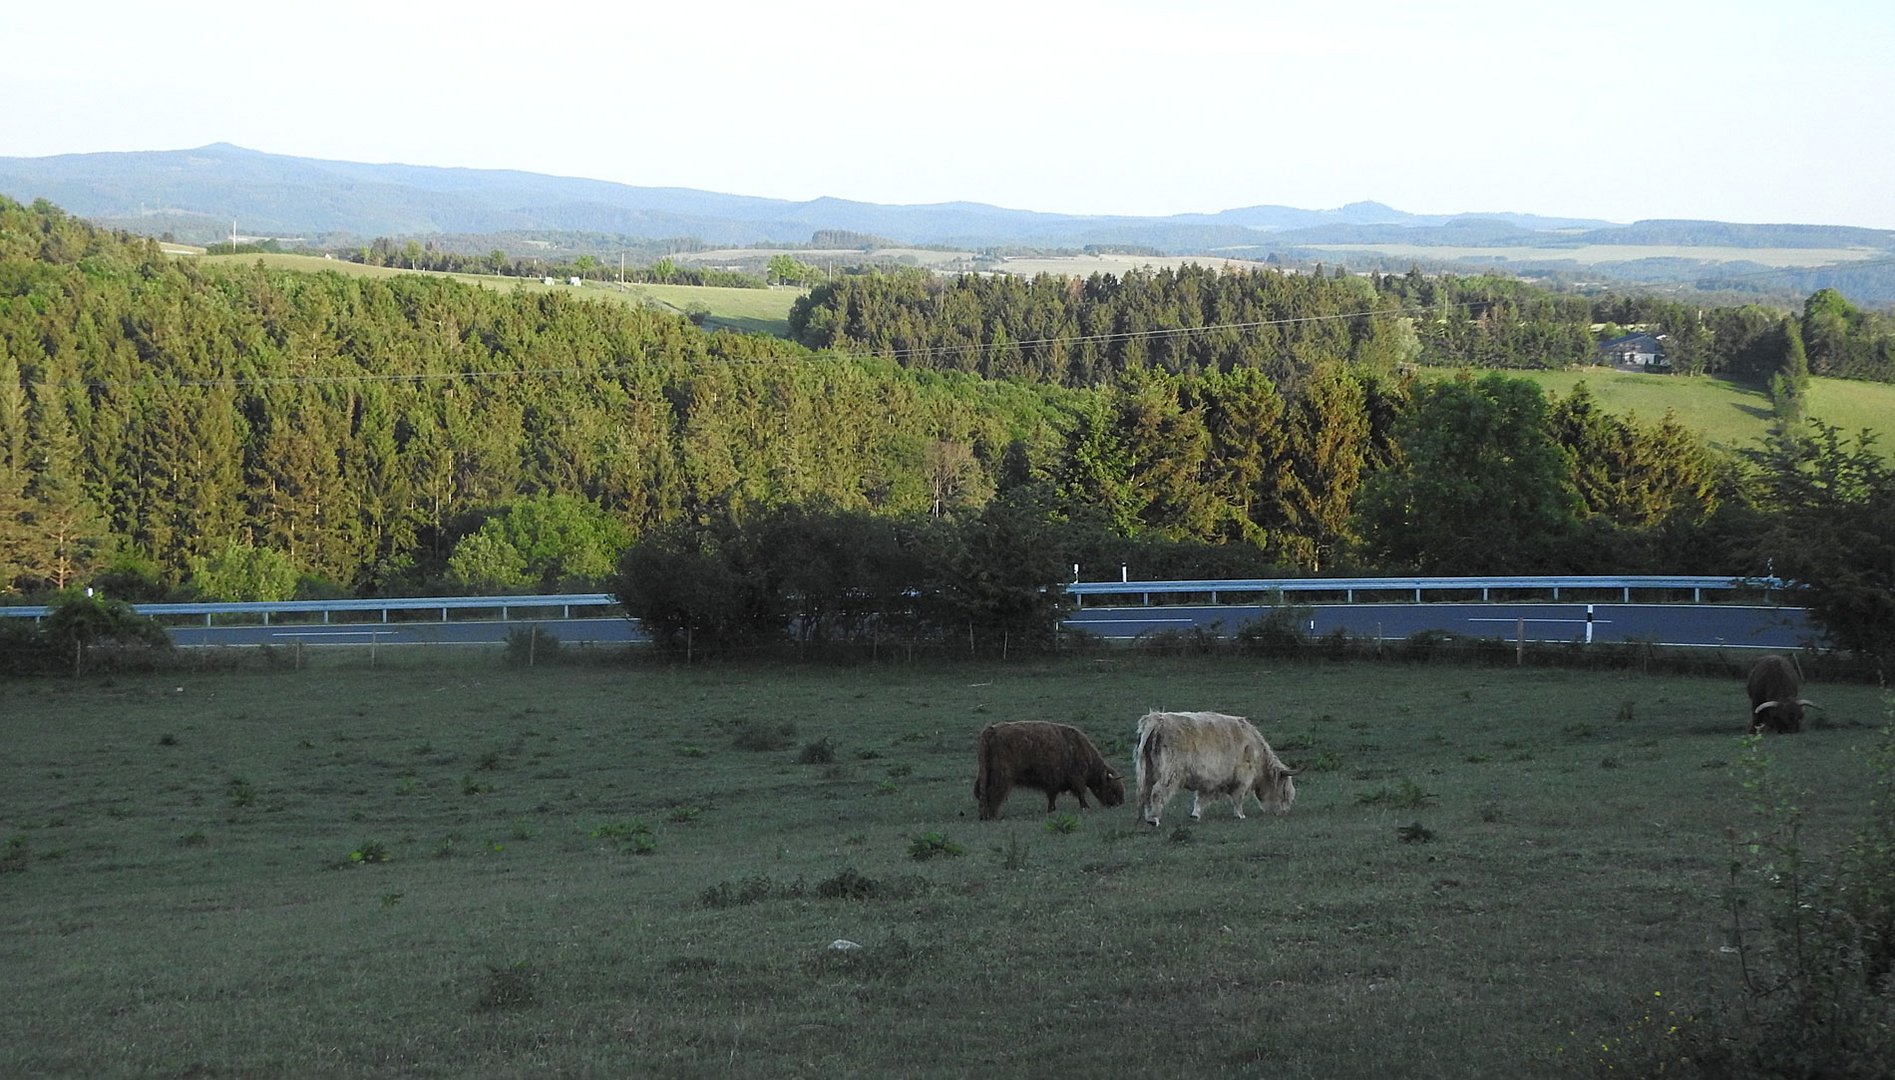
[1747,654,1817,734]
[973,721,1125,820]
[1134,710,1300,827]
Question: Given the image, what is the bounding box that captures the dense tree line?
[345,237,768,289]
[6,197,1890,665]
[790,265,1895,387]
[788,265,1423,388]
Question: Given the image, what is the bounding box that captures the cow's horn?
[1281,767,1304,777]
[1754,701,1779,714]
[1799,699,1820,709]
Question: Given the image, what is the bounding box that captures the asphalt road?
[165,617,638,648]
[1063,601,1812,650]
[155,602,1813,651]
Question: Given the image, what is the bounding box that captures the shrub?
[0,619,53,675]
[1235,603,1311,658]
[504,625,562,666]
[1598,724,1895,1075]
[701,874,801,908]
[1044,812,1080,835]
[1711,727,1895,1074]
[37,593,172,675]
[907,832,964,860]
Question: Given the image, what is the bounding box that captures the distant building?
[1597,331,1670,372]
[569,276,583,287]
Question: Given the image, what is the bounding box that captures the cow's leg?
[1189,790,1205,821]
[1046,789,1059,813]
[1073,785,1090,810]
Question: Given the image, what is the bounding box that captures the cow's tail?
[1134,714,1163,824]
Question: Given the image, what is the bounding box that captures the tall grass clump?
[503,625,561,666]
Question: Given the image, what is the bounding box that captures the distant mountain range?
[0,142,1617,247]
[4,143,1895,303]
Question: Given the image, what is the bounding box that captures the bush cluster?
[0,594,171,676]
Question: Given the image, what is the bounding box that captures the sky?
[5,0,1894,229]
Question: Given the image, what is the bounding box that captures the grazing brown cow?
[1747,654,1817,734]
[1134,711,1300,827]
[974,721,1125,821]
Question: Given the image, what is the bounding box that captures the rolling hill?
[9,143,1895,303]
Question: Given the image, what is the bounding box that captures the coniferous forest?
[3,195,1892,661]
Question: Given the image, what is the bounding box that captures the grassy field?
[629,283,801,337]
[1421,366,1895,458]
[194,254,802,337]
[2,654,1888,1077]
[1302,243,1883,269]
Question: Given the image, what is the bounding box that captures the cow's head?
[1092,768,1127,808]
[1253,765,1301,813]
[1753,698,1817,734]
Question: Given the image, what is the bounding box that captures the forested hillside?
[0,198,1070,595]
[3,196,1890,656]
[791,266,1895,385]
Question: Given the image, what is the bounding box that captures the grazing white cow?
[1134,710,1300,827]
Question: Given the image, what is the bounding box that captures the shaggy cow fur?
[974,721,1125,820]
[1134,710,1300,827]
[1747,654,1816,734]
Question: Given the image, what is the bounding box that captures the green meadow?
[2,654,1888,1077]
[1303,243,1882,270]
[1423,366,1895,459]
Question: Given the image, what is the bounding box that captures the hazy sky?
[7,0,1893,228]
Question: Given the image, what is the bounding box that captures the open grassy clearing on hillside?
[993,253,1274,277]
[195,253,803,337]
[2,654,1888,1077]
[629,282,801,337]
[675,247,978,269]
[1303,243,1883,269]
[1458,368,1895,459]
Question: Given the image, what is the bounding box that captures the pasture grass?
[2,655,1888,1077]
[1422,366,1895,459]
[1302,242,1883,269]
